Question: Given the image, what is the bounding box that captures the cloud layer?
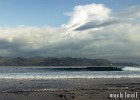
[0,3,140,63]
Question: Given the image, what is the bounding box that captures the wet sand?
[0,78,140,100]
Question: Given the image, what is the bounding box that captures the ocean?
[0,66,140,80]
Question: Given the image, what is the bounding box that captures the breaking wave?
[0,71,140,80]
[122,67,140,71]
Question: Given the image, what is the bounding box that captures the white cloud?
[62,3,111,31]
[117,6,140,20]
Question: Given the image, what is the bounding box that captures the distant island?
[0,57,138,66]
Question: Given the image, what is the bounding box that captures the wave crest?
[122,67,140,71]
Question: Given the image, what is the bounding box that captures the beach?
[0,78,140,100]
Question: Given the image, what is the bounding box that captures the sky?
[0,0,140,64]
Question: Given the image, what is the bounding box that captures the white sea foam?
[0,75,140,80]
[122,67,140,71]
[0,71,140,80]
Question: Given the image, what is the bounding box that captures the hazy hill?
[0,57,138,66]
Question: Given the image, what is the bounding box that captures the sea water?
[0,66,140,80]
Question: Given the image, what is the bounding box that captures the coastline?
[0,78,140,100]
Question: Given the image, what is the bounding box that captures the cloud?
[73,6,140,31]
[74,19,118,31]
[0,4,140,63]
[0,26,66,56]
[117,6,140,20]
[62,3,111,31]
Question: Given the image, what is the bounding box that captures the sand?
[0,78,140,100]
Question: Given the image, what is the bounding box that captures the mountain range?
[0,57,138,66]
